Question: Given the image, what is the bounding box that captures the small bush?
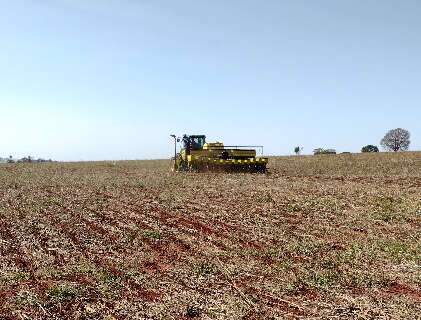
[142,230,161,240]
[47,284,78,302]
[193,260,217,276]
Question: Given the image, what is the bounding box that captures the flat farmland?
[1,153,420,319]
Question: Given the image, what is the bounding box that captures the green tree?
[294,146,302,155]
[361,145,379,153]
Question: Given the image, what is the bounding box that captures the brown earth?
[0,152,420,319]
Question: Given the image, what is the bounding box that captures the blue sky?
[1,0,420,161]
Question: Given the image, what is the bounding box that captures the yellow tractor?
[171,134,268,173]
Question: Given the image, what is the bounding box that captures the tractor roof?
[187,135,206,138]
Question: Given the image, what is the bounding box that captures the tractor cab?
[182,135,206,153]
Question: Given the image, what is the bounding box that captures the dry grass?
[1,153,420,319]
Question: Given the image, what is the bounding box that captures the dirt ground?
[1,153,420,319]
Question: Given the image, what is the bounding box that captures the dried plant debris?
[0,154,420,319]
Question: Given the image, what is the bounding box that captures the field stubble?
[0,152,420,319]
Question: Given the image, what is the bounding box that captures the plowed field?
[1,153,420,319]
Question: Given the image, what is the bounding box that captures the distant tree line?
[0,155,53,164]
[294,128,412,155]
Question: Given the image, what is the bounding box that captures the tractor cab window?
[183,135,206,151]
[192,136,206,150]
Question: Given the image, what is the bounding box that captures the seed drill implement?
[171,134,268,173]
